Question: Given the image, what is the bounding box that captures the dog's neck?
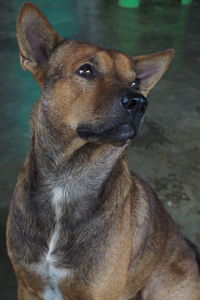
[28,102,130,221]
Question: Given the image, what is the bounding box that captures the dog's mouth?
[76,120,143,143]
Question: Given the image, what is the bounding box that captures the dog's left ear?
[17,2,63,85]
[132,49,175,96]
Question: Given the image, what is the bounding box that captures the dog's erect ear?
[132,49,175,96]
[17,2,62,83]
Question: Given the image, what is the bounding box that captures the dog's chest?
[31,186,73,299]
[21,158,113,297]
[34,261,71,300]
[31,248,71,300]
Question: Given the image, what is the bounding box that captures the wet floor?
[0,0,200,298]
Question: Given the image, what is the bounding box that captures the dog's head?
[17,2,174,144]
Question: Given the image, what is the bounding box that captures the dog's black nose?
[120,92,148,114]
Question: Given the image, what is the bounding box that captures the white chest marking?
[33,187,72,299]
[46,186,65,261]
[35,262,71,300]
[43,287,64,300]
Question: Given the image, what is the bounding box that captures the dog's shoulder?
[130,170,162,211]
[129,170,175,250]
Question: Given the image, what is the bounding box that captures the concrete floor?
[0,0,200,298]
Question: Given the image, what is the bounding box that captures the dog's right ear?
[17,2,62,84]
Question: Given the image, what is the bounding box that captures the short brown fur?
[7,2,200,300]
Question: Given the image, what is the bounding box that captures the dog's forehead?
[93,49,135,81]
[51,41,135,81]
[109,50,136,81]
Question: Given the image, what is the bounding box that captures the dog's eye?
[131,78,140,90]
[77,64,97,79]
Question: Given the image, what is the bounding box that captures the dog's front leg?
[140,266,200,300]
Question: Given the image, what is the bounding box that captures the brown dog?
[6,2,200,300]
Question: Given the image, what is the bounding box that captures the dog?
[6,2,200,300]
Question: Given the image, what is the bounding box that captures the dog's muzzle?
[77,91,148,143]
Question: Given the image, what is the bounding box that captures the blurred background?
[0,0,199,298]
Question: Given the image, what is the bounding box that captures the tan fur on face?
[112,52,136,83]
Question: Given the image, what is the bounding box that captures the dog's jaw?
[76,115,145,144]
[76,123,136,142]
